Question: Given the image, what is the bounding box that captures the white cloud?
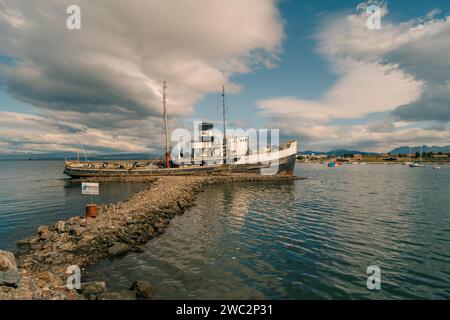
[316,2,450,121]
[0,111,160,154]
[0,0,283,153]
[259,60,423,120]
[272,118,450,152]
[258,2,450,152]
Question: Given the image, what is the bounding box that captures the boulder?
[65,223,84,237]
[65,218,82,233]
[55,221,66,233]
[130,280,154,300]
[37,225,50,240]
[108,243,130,257]
[16,239,31,254]
[42,240,53,250]
[78,281,107,298]
[69,216,82,224]
[100,290,136,300]
[130,246,145,253]
[31,242,43,251]
[0,251,20,287]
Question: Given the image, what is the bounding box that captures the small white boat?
[409,146,424,168]
[433,166,441,170]
[409,163,425,168]
[403,147,414,166]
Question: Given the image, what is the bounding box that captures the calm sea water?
[83,163,450,300]
[1,161,449,299]
[0,161,148,251]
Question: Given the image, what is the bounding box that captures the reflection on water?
[0,161,149,250]
[1,161,449,299]
[86,164,450,299]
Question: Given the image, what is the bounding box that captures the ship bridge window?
[201,122,214,131]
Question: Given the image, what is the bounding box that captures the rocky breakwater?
[0,174,299,300]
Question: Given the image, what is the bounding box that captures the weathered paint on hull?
[64,154,297,179]
[277,153,297,176]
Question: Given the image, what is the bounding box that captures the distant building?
[298,154,327,160]
[432,154,449,158]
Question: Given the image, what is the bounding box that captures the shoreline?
[296,160,450,165]
[0,174,303,300]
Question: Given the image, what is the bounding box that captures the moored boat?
[409,163,425,167]
[64,83,298,178]
[409,145,425,168]
[64,140,297,178]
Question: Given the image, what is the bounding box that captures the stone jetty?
[0,174,300,300]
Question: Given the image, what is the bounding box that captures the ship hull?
[64,142,298,179]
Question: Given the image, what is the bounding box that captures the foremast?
[221,86,227,163]
[162,81,170,168]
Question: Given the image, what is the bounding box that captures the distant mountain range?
[300,150,379,156]
[388,145,450,155]
[300,145,450,156]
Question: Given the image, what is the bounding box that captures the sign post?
[82,182,99,219]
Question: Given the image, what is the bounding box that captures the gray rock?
[37,225,50,240]
[55,221,66,233]
[37,225,49,234]
[100,290,136,300]
[16,239,31,253]
[66,224,84,236]
[78,281,107,298]
[69,216,82,224]
[42,240,54,250]
[1,286,12,293]
[31,242,43,251]
[130,246,145,253]
[108,243,130,256]
[130,280,154,300]
[0,250,20,287]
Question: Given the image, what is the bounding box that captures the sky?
[0,0,450,155]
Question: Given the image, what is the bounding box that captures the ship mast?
[162,81,170,168]
[222,86,227,162]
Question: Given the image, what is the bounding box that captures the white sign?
[82,182,99,195]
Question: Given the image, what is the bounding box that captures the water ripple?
[81,163,450,299]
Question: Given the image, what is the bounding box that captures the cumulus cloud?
[258,1,450,151]
[270,116,450,152]
[0,111,164,154]
[316,2,450,121]
[0,0,283,153]
[259,61,423,120]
